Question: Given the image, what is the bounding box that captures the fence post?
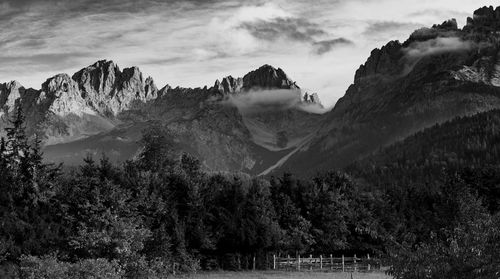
[298,255,301,271]
[367,254,371,271]
[287,255,290,270]
[266,254,269,270]
[309,255,312,271]
[273,254,276,270]
[253,256,256,271]
[320,255,323,270]
[330,254,333,270]
[354,254,357,272]
[342,255,345,272]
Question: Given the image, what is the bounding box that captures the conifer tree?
[4,106,29,167]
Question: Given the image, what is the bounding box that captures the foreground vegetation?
[0,108,499,278]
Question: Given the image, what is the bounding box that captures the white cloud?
[404,37,473,59]
[221,89,328,114]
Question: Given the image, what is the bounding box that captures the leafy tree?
[138,124,175,171]
[388,176,500,279]
[270,175,314,255]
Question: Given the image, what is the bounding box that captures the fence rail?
[273,254,380,272]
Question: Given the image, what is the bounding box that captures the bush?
[122,256,173,279]
[20,255,70,279]
[387,187,500,279]
[19,255,123,279]
[0,261,19,279]
[69,258,123,279]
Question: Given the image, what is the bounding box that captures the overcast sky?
[0,0,497,107]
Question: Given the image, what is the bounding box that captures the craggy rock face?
[72,60,158,116]
[464,6,500,33]
[242,64,299,91]
[0,60,157,144]
[0,81,23,113]
[215,64,300,94]
[215,76,243,94]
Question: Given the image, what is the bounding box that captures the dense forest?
[0,108,499,279]
[348,109,500,212]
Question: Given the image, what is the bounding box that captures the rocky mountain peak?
[72,59,120,98]
[119,66,157,98]
[71,60,158,115]
[354,40,404,82]
[121,66,141,80]
[144,76,158,98]
[464,6,500,32]
[6,80,22,89]
[0,80,24,111]
[39,74,88,116]
[353,7,497,84]
[432,19,458,31]
[302,92,323,107]
[42,74,76,95]
[215,65,299,94]
[242,64,299,91]
[215,75,243,94]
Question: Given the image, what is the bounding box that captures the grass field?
[180,271,392,279]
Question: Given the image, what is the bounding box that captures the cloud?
[313,38,354,55]
[223,89,301,113]
[222,89,328,114]
[403,37,473,59]
[406,8,470,24]
[364,21,422,37]
[298,102,329,114]
[399,36,477,75]
[0,52,94,79]
[237,10,352,56]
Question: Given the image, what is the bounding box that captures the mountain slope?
[345,109,500,212]
[349,109,500,177]
[278,6,500,176]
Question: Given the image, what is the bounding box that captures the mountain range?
[2,5,500,176]
[0,61,325,174]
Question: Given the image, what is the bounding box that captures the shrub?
[69,258,123,279]
[0,261,19,279]
[20,255,70,279]
[123,256,172,279]
[19,255,123,279]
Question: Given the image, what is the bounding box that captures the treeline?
[0,108,499,278]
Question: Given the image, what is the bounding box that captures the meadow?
[181,271,392,279]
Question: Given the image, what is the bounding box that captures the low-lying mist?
[400,36,478,75]
[221,89,329,114]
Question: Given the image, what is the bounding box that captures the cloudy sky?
[0,0,497,107]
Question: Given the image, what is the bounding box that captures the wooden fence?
[273,254,380,272]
